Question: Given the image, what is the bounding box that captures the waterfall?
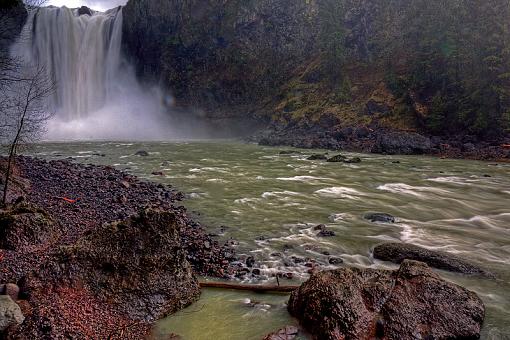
[18,6,123,120]
[9,5,210,141]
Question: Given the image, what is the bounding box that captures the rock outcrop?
[0,203,59,251]
[54,209,201,321]
[373,242,494,278]
[0,0,27,52]
[288,260,485,339]
[122,0,319,112]
[372,131,432,155]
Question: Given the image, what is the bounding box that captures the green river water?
[31,141,510,340]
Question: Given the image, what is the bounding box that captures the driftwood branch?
[199,282,298,293]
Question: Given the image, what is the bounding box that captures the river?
[30,141,510,340]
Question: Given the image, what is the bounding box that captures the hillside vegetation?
[123,0,510,139]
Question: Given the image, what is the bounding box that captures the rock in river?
[307,154,328,160]
[373,242,494,277]
[364,212,395,223]
[288,260,484,340]
[326,154,347,162]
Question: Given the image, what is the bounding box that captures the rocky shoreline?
[0,156,237,338]
[253,125,510,162]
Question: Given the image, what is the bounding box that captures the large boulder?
[288,260,484,340]
[373,242,494,278]
[0,295,24,332]
[55,209,200,321]
[0,203,59,251]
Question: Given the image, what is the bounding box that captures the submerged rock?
[328,257,343,265]
[326,154,347,162]
[373,242,494,277]
[0,295,24,332]
[307,154,328,160]
[288,260,484,339]
[317,230,335,237]
[344,157,361,164]
[364,212,395,223]
[263,325,299,340]
[135,150,149,156]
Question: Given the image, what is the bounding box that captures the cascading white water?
[10,5,214,140]
[22,6,123,120]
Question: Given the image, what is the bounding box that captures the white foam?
[314,187,363,199]
[377,183,450,198]
[276,176,329,182]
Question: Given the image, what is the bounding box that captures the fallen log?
[199,281,298,293]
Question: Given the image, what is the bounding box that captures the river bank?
[0,156,237,338]
[253,125,510,162]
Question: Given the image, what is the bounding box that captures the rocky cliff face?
[0,0,27,55]
[121,0,510,157]
[122,0,319,115]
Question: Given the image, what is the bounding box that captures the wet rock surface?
[364,212,395,223]
[255,126,510,161]
[0,156,237,338]
[373,242,494,277]
[288,260,485,340]
[262,325,299,340]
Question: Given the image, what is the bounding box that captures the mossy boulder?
[55,209,200,321]
[0,203,59,251]
[288,260,484,339]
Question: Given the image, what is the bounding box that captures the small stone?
[329,257,343,265]
[120,181,130,189]
[3,284,20,301]
[252,269,261,276]
[246,256,255,268]
[307,154,328,160]
[278,272,294,279]
[313,224,326,231]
